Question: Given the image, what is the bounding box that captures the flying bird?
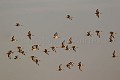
[66,62,74,69]
[6,50,14,59]
[30,56,40,66]
[109,31,116,39]
[31,45,39,51]
[58,64,64,71]
[50,46,57,52]
[95,9,101,18]
[78,62,82,71]
[14,55,21,60]
[11,36,17,42]
[95,30,102,38]
[27,31,34,40]
[66,15,73,20]
[71,46,78,52]
[68,37,73,44]
[53,32,59,39]
[112,50,118,58]
[43,49,50,55]
[86,31,92,37]
[65,45,70,51]
[61,40,65,48]
[15,23,22,26]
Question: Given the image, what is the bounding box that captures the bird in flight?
[27,31,34,40]
[78,62,83,71]
[31,45,39,51]
[65,45,70,51]
[50,46,57,53]
[43,49,50,55]
[71,46,78,52]
[6,50,14,59]
[58,64,64,71]
[112,50,118,58]
[95,9,101,18]
[61,40,65,48]
[68,37,73,44]
[30,56,40,66]
[66,15,73,20]
[15,23,22,26]
[95,30,102,38]
[14,55,21,60]
[109,31,116,39]
[66,62,74,69]
[53,32,59,39]
[86,31,92,37]
[11,36,17,42]
[17,46,25,55]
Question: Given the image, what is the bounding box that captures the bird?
[11,36,17,42]
[6,50,14,59]
[109,31,116,39]
[14,55,21,60]
[109,37,113,43]
[78,62,82,71]
[68,37,73,44]
[65,45,70,51]
[30,56,40,66]
[86,31,92,37]
[95,9,101,18]
[58,64,63,71]
[61,40,65,48]
[112,50,118,58]
[95,30,102,38]
[50,46,57,52]
[43,49,50,55]
[71,46,78,52]
[53,32,59,39]
[17,46,22,52]
[66,62,74,69]
[66,15,73,20]
[17,46,25,55]
[27,31,34,40]
[31,45,39,51]
[15,23,22,26]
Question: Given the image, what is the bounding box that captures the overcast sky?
[0,0,120,80]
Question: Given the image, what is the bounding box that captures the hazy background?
[0,0,120,80]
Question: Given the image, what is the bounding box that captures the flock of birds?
[6,9,118,72]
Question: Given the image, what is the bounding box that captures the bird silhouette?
[14,55,21,60]
[78,62,82,71]
[11,36,17,42]
[15,23,22,26]
[58,64,64,71]
[66,62,74,69]
[65,45,70,51]
[50,46,57,52]
[66,15,72,20]
[68,37,73,44]
[6,50,14,59]
[95,9,101,18]
[27,31,34,40]
[43,49,50,55]
[112,50,118,58]
[71,46,78,52]
[61,40,65,48]
[95,30,102,38]
[86,31,92,37]
[53,32,59,39]
[109,31,116,39]
[31,45,39,51]
[30,56,40,66]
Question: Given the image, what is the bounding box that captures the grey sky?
[0,0,120,80]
